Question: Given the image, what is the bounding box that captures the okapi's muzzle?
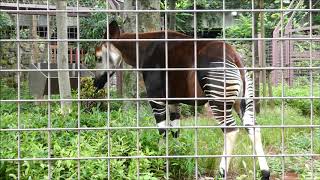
[93,71,115,90]
[93,42,122,90]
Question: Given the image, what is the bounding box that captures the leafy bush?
[226,14,252,39]
[273,84,320,116]
[1,77,319,179]
[75,77,122,112]
[0,12,14,39]
[180,104,204,117]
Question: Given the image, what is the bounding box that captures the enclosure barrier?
[0,0,319,180]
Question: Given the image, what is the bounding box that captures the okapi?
[94,21,270,179]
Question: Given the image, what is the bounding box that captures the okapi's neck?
[112,33,138,67]
[112,31,191,67]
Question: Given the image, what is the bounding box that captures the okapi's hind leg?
[208,101,239,178]
[149,100,181,138]
[197,60,242,177]
[240,74,270,180]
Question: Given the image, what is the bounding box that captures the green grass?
[1,102,319,179]
[1,81,320,179]
[178,106,320,179]
[272,84,320,116]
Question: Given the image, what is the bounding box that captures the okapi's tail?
[230,50,246,102]
[231,51,248,119]
[240,71,255,126]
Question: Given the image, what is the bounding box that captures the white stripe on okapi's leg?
[169,104,180,128]
[247,127,270,171]
[241,72,270,179]
[168,104,181,138]
[156,120,166,128]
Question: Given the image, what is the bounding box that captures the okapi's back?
[112,31,245,105]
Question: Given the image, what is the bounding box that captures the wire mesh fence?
[0,0,319,179]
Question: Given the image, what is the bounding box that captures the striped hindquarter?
[197,60,270,179]
[198,60,242,129]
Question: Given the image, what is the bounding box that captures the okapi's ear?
[104,20,120,39]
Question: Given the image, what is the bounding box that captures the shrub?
[273,84,320,116]
[75,77,122,112]
[180,104,204,118]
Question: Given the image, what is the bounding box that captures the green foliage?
[79,1,118,67]
[314,14,320,25]
[0,12,13,26]
[180,104,204,117]
[1,78,320,179]
[273,84,320,116]
[75,77,122,112]
[226,14,252,38]
[0,12,14,39]
[169,0,223,33]
[0,79,17,100]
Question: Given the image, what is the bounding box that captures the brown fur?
[100,22,246,105]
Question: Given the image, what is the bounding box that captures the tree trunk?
[139,1,161,32]
[123,0,161,32]
[31,14,39,64]
[56,0,72,114]
[168,0,177,30]
[123,0,136,33]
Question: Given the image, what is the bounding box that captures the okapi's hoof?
[171,130,180,138]
[158,128,166,137]
[261,170,270,180]
[217,169,225,179]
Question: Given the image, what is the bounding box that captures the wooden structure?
[28,63,94,97]
[272,0,320,86]
[49,45,85,64]
[0,0,123,16]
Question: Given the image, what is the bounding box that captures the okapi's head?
[94,21,122,90]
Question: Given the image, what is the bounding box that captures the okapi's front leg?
[169,104,181,138]
[149,100,167,136]
[149,101,181,138]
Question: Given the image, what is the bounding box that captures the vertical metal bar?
[308,1,314,179]
[252,0,261,179]
[251,0,257,179]
[15,0,21,179]
[193,0,198,179]
[280,1,285,179]
[135,1,140,179]
[222,0,227,179]
[46,0,52,178]
[105,1,111,179]
[76,0,81,179]
[163,1,169,179]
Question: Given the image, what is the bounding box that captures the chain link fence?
[0,0,319,179]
